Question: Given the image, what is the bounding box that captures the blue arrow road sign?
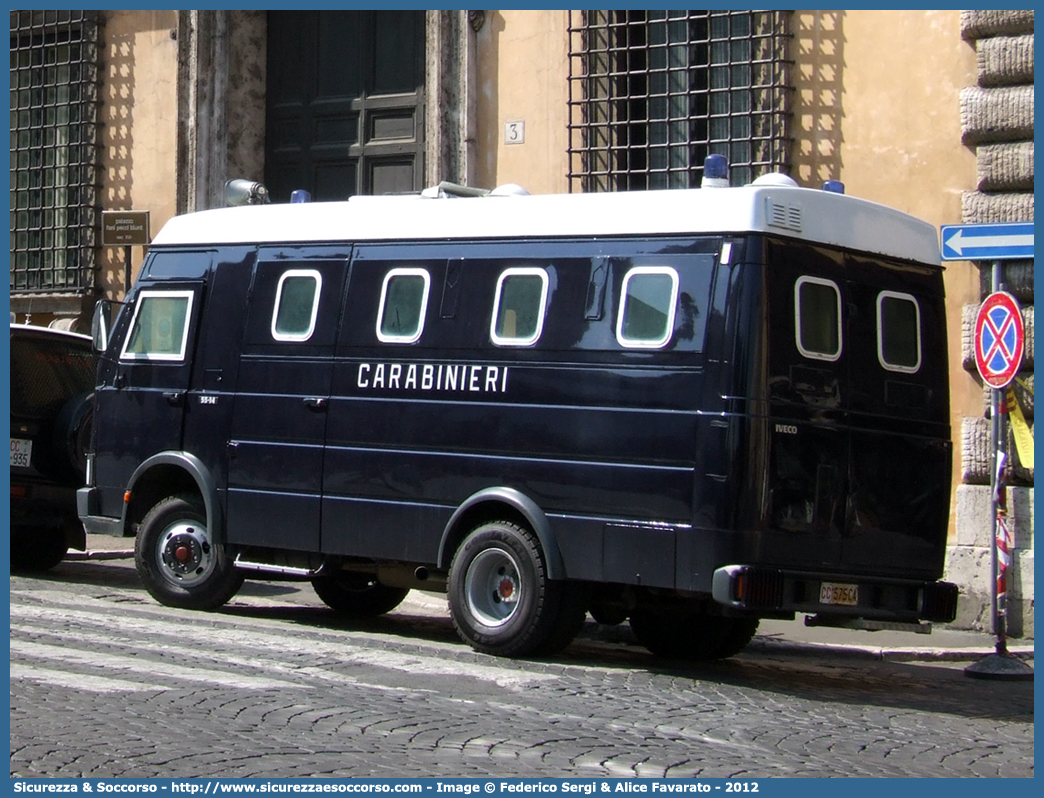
[940,222,1034,261]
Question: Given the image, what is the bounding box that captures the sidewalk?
[73,534,1033,664]
[749,618,1033,663]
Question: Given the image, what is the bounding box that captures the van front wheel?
[448,520,583,657]
[135,494,243,610]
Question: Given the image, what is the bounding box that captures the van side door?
[225,247,349,552]
[92,251,212,519]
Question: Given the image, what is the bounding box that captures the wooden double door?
[266,11,425,202]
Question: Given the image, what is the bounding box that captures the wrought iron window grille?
[568,10,793,193]
[10,10,101,295]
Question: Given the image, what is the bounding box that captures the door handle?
[163,391,185,406]
[304,397,328,411]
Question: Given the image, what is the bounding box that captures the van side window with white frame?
[877,291,921,373]
[616,266,679,349]
[120,290,195,361]
[377,267,430,344]
[271,269,322,342]
[795,276,842,361]
[491,267,549,346]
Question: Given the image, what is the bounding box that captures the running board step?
[234,557,325,578]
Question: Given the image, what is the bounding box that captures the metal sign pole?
[989,259,1003,643]
[990,365,1009,650]
[124,245,133,296]
[966,260,1032,680]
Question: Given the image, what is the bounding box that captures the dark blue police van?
[79,170,958,660]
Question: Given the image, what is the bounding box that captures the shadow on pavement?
[19,557,1035,724]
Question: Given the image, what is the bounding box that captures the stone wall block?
[962,190,1034,224]
[943,546,993,630]
[961,10,1035,40]
[1009,487,1035,550]
[961,415,1034,486]
[944,545,992,595]
[976,34,1035,86]
[1014,549,1034,599]
[1010,420,1034,484]
[961,416,991,484]
[1009,550,1034,638]
[960,86,1034,144]
[961,303,979,371]
[954,485,1035,554]
[983,372,1034,421]
[946,488,1034,638]
[977,141,1034,191]
[1019,303,1033,369]
[977,259,1034,304]
[956,484,993,547]
[1006,551,1031,639]
[1014,372,1033,420]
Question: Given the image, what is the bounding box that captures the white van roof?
[151,182,942,267]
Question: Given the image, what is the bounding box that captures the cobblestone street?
[10,558,1034,779]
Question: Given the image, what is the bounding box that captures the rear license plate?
[11,438,32,469]
[820,582,858,606]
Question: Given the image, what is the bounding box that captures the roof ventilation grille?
[766,198,802,232]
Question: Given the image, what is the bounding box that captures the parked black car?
[10,324,96,570]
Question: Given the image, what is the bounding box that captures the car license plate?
[11,438,32,468]
[820,582,858,606]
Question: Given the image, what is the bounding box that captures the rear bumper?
[711,564,959,624]
[12,480,86,550]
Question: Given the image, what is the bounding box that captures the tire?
[52,392,93,479]
[134,494,243,610]
[630,607,759,661]
[448,520,584,657]
[589,601,628,627]
[10,525,68,572]
[712,616,761,659]
[312,572,409,618]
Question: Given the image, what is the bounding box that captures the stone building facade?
[8,10,1033,637]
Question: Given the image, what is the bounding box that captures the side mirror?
[91,299,113,353]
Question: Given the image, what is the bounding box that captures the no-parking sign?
[974,292,1024,389]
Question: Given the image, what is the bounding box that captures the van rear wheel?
[448,520,584,657]
[135,494,243,610]
[312,572,409,617]
[630,607,759,661]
